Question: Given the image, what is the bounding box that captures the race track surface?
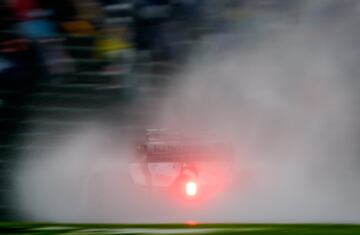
[0,223,360,234]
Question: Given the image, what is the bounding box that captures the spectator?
[38,0,77,23]
[0,3,41,105]
[133,0,173,61]
[9,0,74,82]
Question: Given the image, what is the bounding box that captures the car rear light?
[185,181,197,197]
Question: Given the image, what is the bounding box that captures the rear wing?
[139,141,233,162]
[145,129,180,141]
[146,153,233,162]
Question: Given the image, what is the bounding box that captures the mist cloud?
[14,0,360,223]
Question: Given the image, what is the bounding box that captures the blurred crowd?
[0,0,211,88]
[0,0,300,95]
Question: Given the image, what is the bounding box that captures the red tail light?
[185,181,198,197]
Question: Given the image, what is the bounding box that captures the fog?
[13,1,360,223]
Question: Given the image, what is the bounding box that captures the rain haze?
[7,0,360,224]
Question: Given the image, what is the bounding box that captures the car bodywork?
[129,129,233,198]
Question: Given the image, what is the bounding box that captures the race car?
[129,129,234,201]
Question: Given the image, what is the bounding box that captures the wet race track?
[1,223,360,235]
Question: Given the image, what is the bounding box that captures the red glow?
[185,220,199,226]
[185,181,197,196]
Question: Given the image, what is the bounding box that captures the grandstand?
[0,0,211,220]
